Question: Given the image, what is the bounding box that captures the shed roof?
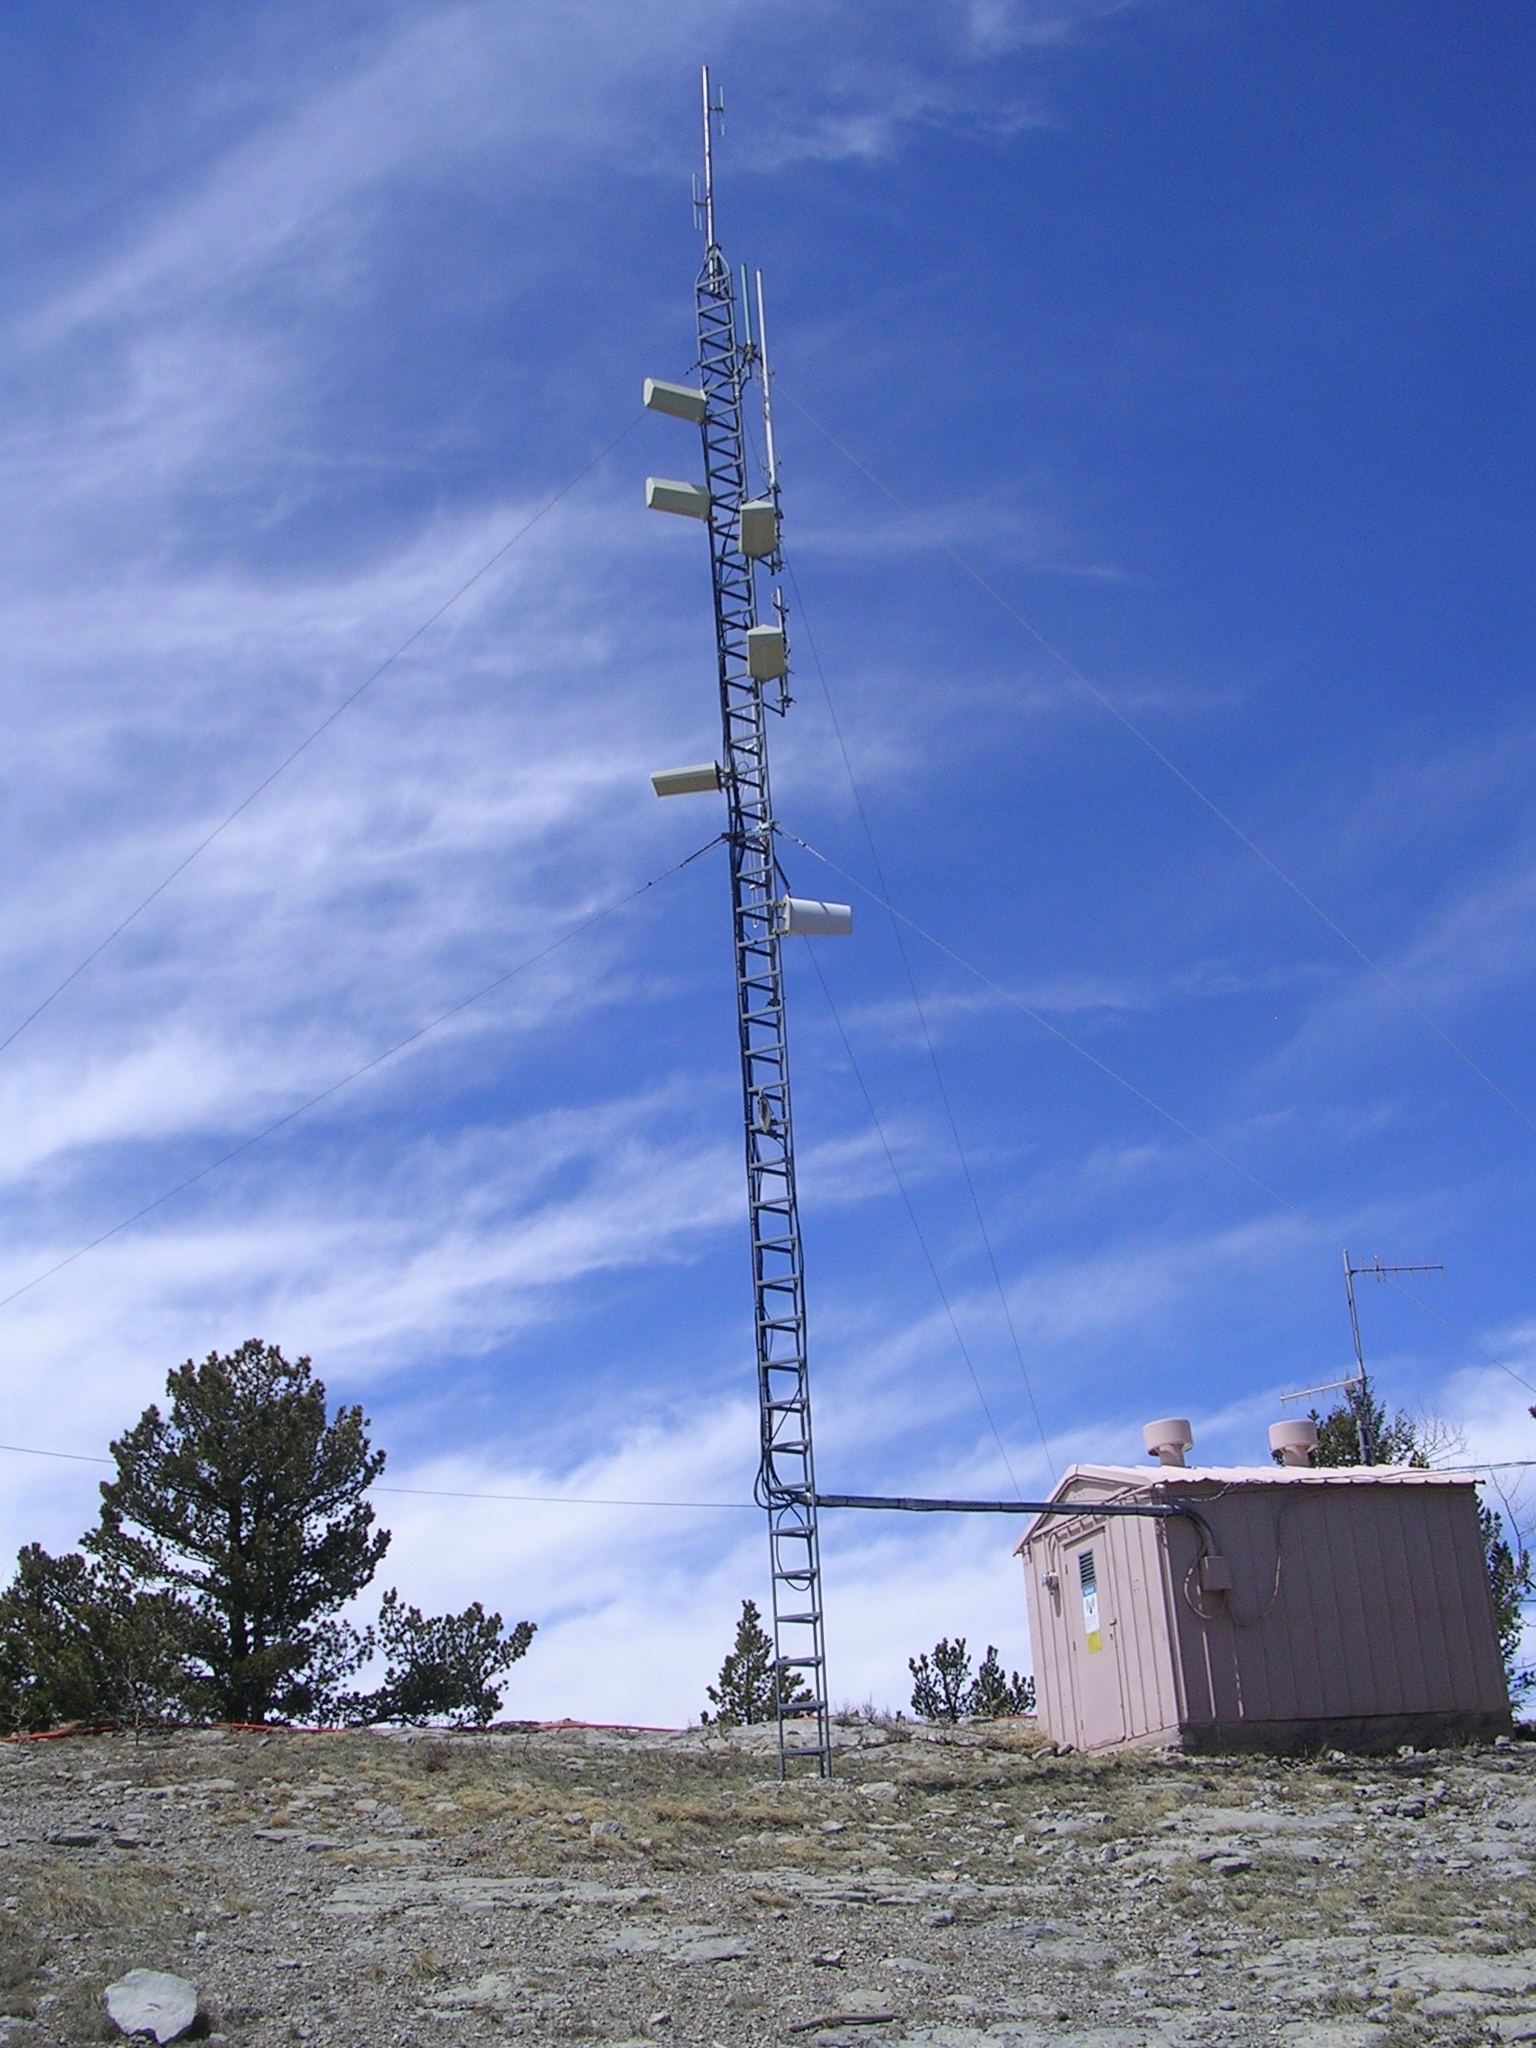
[1014,1460,1477,1551]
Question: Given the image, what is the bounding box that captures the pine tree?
[908,1636,975,1722]
[355,1591,536,1727]
[0,1545,199,1734]
[908,1637,1035,1721]
[85,1340,389,1723]
[1309,1379,1424,1468]
[970,1644,1035,1718]
[1480,1503,1535,1693]
[704,1598,814,1727]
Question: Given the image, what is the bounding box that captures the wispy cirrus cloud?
[0,0,1529,1732]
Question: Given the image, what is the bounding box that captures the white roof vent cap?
[1143,1417,1194,1467]
[1269,1417,1318,1468]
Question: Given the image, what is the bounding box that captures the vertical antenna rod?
[1342,1248,1366,1381]
[755,268,779,490]
[699,65,718,257]
[692,71,831,1776]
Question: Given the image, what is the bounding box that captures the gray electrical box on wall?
[1017,1441,1510,1756]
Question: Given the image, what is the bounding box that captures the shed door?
[1066,1538,1125,1749]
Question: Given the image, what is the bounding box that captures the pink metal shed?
[1016,1463,1510,1755]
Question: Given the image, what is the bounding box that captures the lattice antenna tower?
[644,68,853,1778]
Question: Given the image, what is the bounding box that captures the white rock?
[1279,2026,1388,2048]
[105,1969,199,2044]
[1418,1991,1500,2018]
[1393,1953,1536,1997]
[427,1973,521,2012]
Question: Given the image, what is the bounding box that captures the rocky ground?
[2,1717,1535,2048]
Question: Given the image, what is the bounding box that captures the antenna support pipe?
[814,1492,1216,1546]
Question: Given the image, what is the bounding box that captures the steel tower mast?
[645,69,843,1776]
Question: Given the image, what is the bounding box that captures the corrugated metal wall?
[1164,1481,1507,1728]
[1024,1509,1183,1749]
[1020,1475,1508,1751]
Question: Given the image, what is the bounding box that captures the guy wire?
[780,385,1536,1141]
[786,557,1054,1478]
[0,833,723,1313]
[0,414,644,1058]
[799,937,1024,1494]
[782,824,1536,1400]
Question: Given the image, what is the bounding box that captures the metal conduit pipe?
[812,1491,1217,1551]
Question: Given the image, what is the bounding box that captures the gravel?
[0,1721,1533,2047]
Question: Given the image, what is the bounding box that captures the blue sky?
[0,0,1533,1721]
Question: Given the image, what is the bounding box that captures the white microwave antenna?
[643,67,850,1777]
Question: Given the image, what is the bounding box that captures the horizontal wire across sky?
[1,3,1531,1720]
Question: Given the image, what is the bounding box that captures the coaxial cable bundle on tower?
[642,69,851,1779]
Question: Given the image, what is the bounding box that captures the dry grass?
[4,1723,1532,2048]
[0,1925,48,2021]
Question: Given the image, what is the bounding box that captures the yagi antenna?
[1281,1248,1444,1464]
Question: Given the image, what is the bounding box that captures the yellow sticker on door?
[1078,1547,1102,1654]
